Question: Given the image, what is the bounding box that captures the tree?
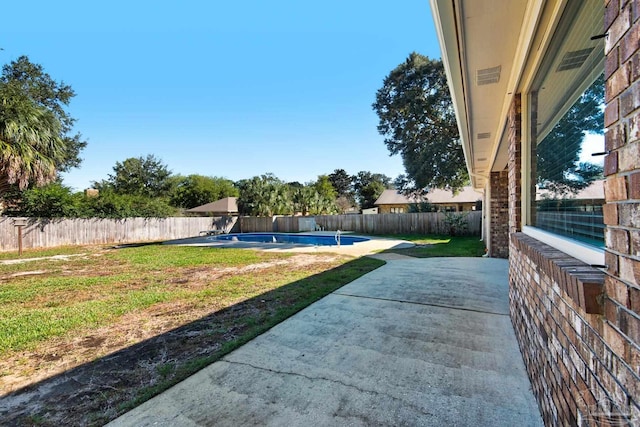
[0,56,86,193]
[170,174,238,209]
[9,181,81,217]
[81,189,176,218]
[536,75,604,194]
[352,171,391,209]
[7,182,177,218]
[328,169,356,212]
[237,174,293,216]
[359,181,386,209]
[327,169,353,198]
[335,196,354,214]
[314,175,337,201]
[95,154,173,198]
[373,52,467,192]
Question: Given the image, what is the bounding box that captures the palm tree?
[0,83,65,193]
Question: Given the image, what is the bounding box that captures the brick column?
[489,170,509,258]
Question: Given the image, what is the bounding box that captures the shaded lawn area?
[0,245,384,426]
[378,234,486,257]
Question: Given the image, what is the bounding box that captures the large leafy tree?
[170,174,238,209]
[328,169,356,213]
[237,174,336,216]
[327,169,353,198]
[9,181,81,217]
[237,174,292,216]
[352,171,391,209]
[7,181,176,218]
[0,56,86,193]
[373,52,467,192]
[536,75,604,194]
[95,154,173,198]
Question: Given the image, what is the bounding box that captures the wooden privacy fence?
[0,212,481,252]
[0,216,234,252]
[241,211,482,236]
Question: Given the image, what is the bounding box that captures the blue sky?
[2,1,442,191]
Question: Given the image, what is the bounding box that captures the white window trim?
[522,225,605,266]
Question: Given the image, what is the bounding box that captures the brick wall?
[509,234,634,425]
[490,170,509,258]
[507,1,640,424]
[601,0,640,420]
[508,94,522,235]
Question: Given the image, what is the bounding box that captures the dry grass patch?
[0,244,384,426]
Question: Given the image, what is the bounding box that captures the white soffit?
[461,0,528,175]
[430,0,542,185]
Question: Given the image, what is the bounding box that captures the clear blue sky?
[2,1,442,191]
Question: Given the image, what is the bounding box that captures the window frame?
[519,0,605,266]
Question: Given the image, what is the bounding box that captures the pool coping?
[162,232,414,256]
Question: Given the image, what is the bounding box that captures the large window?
[529,0,605,250]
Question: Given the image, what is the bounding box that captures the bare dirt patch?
[0,253,346,426]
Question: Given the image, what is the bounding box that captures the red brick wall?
[507,2,640,425]
[508,94,522,235]
[490,170,509,258]
[601,0,640,420]
[509,234,630,425]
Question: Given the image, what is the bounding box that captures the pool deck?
[163,232,414,257]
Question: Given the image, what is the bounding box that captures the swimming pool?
[213,233,369,246]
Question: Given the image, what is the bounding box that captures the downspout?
[468,172,489,243]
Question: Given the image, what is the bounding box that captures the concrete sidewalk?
[107,257,543,427]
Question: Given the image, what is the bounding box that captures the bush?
[443,211,469,236]
[7,184,177,219]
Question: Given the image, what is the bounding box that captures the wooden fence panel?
[239,216,275,233]
[313,211,481,236]
[0,217,224,252]
[0,212,481,252]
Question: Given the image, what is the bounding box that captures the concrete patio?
[107,256,543,426]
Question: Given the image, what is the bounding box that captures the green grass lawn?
[0,246,382,355]
[0,244,384,426]
[0,245,94,261]
[378,234,486,257]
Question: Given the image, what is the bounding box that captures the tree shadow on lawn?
[0,256,384,427]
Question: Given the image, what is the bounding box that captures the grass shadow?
[0,256,384,426]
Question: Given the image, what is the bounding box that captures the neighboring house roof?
[374,190,422,205]
[423,187,482,204]
[374,188,482,206]
[536,180,605,200]
[186,197,238,214]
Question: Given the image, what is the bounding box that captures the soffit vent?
[556,48,594,71]
[477,132,491,139]
[476,66,501,85]
[477,157,488,161]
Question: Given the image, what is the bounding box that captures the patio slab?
[107,257,543,427]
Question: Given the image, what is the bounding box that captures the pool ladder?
[334,230,341,247]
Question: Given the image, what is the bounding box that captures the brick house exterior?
[431,0,639,425]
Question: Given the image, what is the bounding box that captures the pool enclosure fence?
[0,211,481,252]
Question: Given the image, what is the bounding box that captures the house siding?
[507,2,640,425]
[377,204,409,214]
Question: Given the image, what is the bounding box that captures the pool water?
[213,233,369,246]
